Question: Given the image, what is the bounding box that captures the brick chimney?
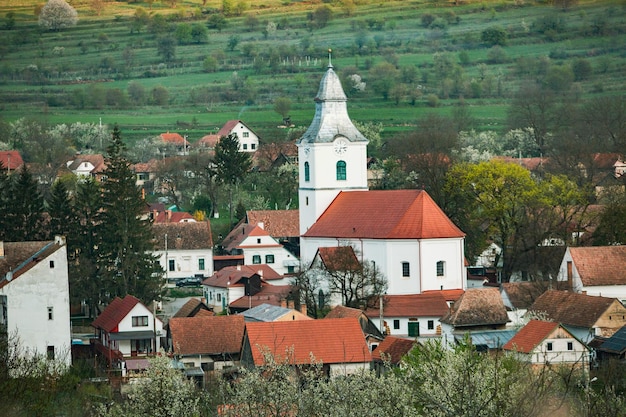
[567,261,573,291]
[300,303,307,317]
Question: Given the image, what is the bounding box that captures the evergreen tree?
[98,126,164,305]
[3,166,45,241]
[0,162,9,240]
[214,133,252,225]
[46,180,76,240]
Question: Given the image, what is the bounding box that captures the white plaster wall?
[1,245,72,366]
[418,238,466,292]
[232,123,259,152]
[531,338,588,365]
[329,362,370,378]
[376,316,442,337]
[157,249,214,280]
[244,246,299,276]
[581,285,626,301]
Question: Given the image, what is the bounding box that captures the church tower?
[298,57,369,235]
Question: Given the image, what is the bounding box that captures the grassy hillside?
[1,0,625,144]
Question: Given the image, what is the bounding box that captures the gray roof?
[597,325,626,354]
[455,329,518,349]
[240,303,292,322]
[298,65,368,145]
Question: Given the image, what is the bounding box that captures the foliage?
[0,165,45,241]
[38,0,77,31]
[157,35,177,62]
[273,96,292,120]
[481,26,507,46]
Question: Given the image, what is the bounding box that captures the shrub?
[571,58,592,81]
[426,93,439,107]
[481,26,507,46]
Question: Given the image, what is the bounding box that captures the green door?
[408,322,420,337]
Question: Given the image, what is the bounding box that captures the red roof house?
[0,150,24,172]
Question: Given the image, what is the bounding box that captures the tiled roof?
[245,318,371,365]
[217,120,242,137]
[160,132,185,143]
[131,159,159,173]
[222,224,280,252]
[569,246,626,286]
[528,290,620,328]
[246,210,300,238]
[440,288,509,327]
[503,320,559,353]
[493,156,545,172]
[172,298,212,318]
[92,295,142,332]
[422,289,465,303]
[372,336,416,364]
[229,285,293,309]
[364,293,450,318]
[169,315,245,355]
[67,154,106,173]
[197,134,220,148]
[304,190,465,239]
[325,305,364,319]
[0,241,61,289]
[501,282,547,310]
[153,221,213,250]
[0,150,24,171]
[203,265,281,288]
[316,246,360,272]
[153,211,196,223]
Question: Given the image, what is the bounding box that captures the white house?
[91,295,163,366]
[0,237,72,367]
[297,63,466,297]
[66,154,106,180]
[557,246,626,303]
[152,221,214,286]
[503,320,589,368]
[221,222,299,277]
[216,120,260,152]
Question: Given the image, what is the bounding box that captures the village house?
[228,285,294,314]
[500,282,548,326]
[196,120,260,153]
[170,298,213,319]
[152,221,213,286]
[503,320,590,368]
[159,132,189,156]
[66,154,106,180]
[240,303,311,322]
[0,237,72,367]
[593,325,626,362]
[241,317,372,378]
[0,150,24,173]
[527,290,626,344]
[243,209,300,257]
[325,305,384,351]
[91,295,163,369]
[296,63,467,299]
[557,246,626,302]
[130,159,159,193]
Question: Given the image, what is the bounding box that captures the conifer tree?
[98,125,163,305]
[46,179,76,240]
[2,166,45,241]
[214,133,252,225]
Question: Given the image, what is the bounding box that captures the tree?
[174,23,193,45]
[207,13,227,32]
[46,179,76,240]
[97,126,164,305]
[127,81,146,105]
[481,26,507,46]
[156,35,176,62]
[151,85,169,106]
[190,23,208,43]
[215,133,252,225]
[38,0,78,31]
[309,5,333,29]
[2,166,45,241]
[368,62,399,100]
[273,96,292,121]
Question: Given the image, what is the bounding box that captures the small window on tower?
[336,161,347,181]
[304,162,310,182]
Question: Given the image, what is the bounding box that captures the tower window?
[402,262,410,277]
[336,161,346,181]
[304,162,310,182]
[436,261,445,277]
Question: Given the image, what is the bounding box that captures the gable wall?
[156,248,214,283]
[530,327,588,365]
[594,301,626,337]
[231,122,259,152]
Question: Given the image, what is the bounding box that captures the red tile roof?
[244,318,371,366]
[365,293,450,318]
[440,288,509,327]
[153,221,213,250]
[0,150,24,171]
[0,241,62,289]
[217,120,242,137]
[304,190,464,239]
[169,315,245,355]
[493,156,545,172]
[372,336,417,363]
[67,154,106,173]
[501,282,547,309]
[316,246,361,272]
[160,132,185,144]
[222,224,280,252]
[528,290,623,328]
[172,298,213,318]
[153,211,196,223]
[569,246,626,286]
[246,210,300,238]
[229,284,292,309]
[197,134,220,148]
[324,305,364,319]
[503,320,559,353]
[422,289,465,303]
[204,265,282,288]
[92,295,142,332]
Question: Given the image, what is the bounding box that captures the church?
[297,61,467,296]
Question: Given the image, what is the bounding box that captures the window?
[168,259,175,272]
[336,160,346,180]
[243,143,248,150]
[393,319,400,330]
[265,254,275,264]
[47,346,55,360]
[251,143,256,150]
[217,293,221,302]
[287,265,295,274]
[243,132,249,138]
[138,173,148,181]
[567,342,573,351]
[257,238,261,244]
[304,162,310,182]
[402,262,410,277]
[48,307,53,321]
[547,342,553,351]
[436,261,445,277]
[428,320,434,330]
[198,258,205,270]
[132,316,149,327]
[252,255,261,264]
[49,260,54,268]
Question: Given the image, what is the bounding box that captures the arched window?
[304,161,310,182]
[336,160,346,180]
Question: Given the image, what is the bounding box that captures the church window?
[304,162,310,182]
[402,262,410,277]
[336,161,346,180]
[436,261,445,277]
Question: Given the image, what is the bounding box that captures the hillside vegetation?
[1,0,625,144]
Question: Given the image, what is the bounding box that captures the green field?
[1,0,625,144]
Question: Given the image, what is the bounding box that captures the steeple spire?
[328,48,332,68]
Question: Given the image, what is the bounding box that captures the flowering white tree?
[38,0,78,31]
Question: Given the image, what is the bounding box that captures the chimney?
[280,299,287,308]
[0,241,4,258]
[258,222,264,229]
[166,210,172,222]
[300,303,307,317]
[567,261,573,291]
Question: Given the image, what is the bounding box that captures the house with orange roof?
[66,154,106,180]
[167,315,245,373]
[241,317,372,377]
[0,150,24,173]
[130,158,159,192]
[152,210,196,224]
[202,264,287,313]
[372,336,417,370]
[364,292,451,339]
[244,209,300,256]
[557,246,626,302]
[503,320,589,368]
[527,290,626,343]
[159,132,189,155]
[221,222,299,277]
[0,237,72,367]
[325,304,384,350]
[297,63,466,299]
[91,295,163,368]
[440,287,510,349]
[152,221,213,286]
[171,298,213,319]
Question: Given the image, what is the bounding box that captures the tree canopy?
[38,0,78,31]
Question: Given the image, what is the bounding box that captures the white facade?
[329,362,370,378]
[240,232,299,276]
[0,238,72,366]
[204,285,245,313]
[228,121,259,152]
[156,248,213,284]
[302,237,465,295]
[382,316,442,338]
[102,303,163,356]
